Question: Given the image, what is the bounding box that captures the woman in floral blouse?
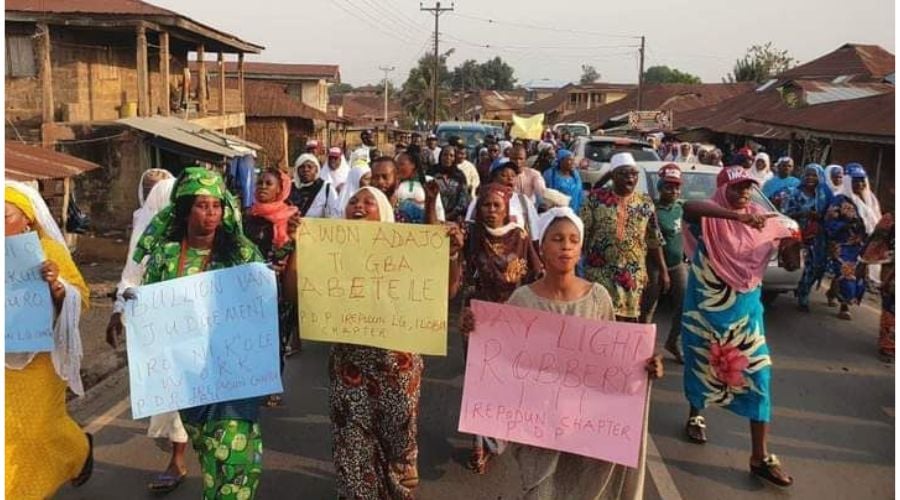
[579,153,668,321]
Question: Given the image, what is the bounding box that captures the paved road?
[57,290,893,499]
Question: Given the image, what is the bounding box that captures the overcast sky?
[152,0,895,87]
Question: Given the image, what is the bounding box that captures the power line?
[355,0,429,36]
[448,11,641,39]
[332,0,418,45]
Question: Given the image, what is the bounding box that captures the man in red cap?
[642,164,689,361]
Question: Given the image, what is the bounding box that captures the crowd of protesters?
[7,125,893,499]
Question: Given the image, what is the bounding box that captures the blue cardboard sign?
[124,263,283,419]
[5,232,54,353]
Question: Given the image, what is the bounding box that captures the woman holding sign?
[681,167,801,488]
[5,181,94,498]
[457,182,543,473]
[286,186,463,499]
[492,207,663,499]
[129,167,267,499]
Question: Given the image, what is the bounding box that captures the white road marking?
[646,435,683,500]
[83,398,131,435]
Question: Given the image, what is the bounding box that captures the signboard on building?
[627,110,673,131]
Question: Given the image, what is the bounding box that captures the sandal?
[685,416,707,444]
[467,447,492,475]
[838,309,852,320]
[665,339,684,364]
[750,454,793,487]
[265,395,283,408]
[71,433,93,487]
[148,469,188,493]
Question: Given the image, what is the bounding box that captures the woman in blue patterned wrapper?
[782,164,831,312]
[681,167,802,488]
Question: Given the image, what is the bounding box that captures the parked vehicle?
[570,136,661,188]
[434,122,504,159]
[552,122,591,138]
[637,161,801,304]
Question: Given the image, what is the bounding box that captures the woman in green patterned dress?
[130,167,266,500]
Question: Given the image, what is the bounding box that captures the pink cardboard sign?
[458,300,656,468]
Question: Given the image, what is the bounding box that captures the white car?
[570,136,660,189]
[609,161,802,305]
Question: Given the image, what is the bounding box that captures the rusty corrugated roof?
[189,61,340,82]
[6,0,263,53]
[244,81,328,121]
[674,89,794,139]
[744,91,894,142]
[565,83,756,129]
[777,43,895,83]
[5,142,101,181]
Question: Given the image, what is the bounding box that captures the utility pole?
[378,65,395,124]
[637,35,646,111]
[420,1,454,126]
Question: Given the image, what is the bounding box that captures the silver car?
[570,136,661,189]
[634,161,801,305]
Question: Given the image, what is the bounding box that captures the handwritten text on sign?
[458,300,655,468]
[295,219,449,355]
[124,263,282,419]
[5,232,53,353]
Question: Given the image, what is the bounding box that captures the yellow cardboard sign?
[295,218,449,355]
[510,113,545,141]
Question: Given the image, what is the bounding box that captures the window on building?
[6,35,36,77]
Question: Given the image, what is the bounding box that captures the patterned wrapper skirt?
[329,344,423,499]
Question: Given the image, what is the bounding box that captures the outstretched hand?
[737,212,777,230]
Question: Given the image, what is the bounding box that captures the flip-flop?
[750,454,793,487]
[71,433,93,487]
[148,470,188,493]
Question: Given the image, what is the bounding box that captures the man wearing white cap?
[580,152,669,321]
[425,134,441,170]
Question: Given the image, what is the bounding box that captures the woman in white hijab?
[824,164,844,196]
[751,153,774,183]
[320,147,351,194]
[338,164,372,212]
[290,153,342,218]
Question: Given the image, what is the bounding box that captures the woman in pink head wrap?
[680,167,801,488]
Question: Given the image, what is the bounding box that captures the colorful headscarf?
[690,167,794,293]
[248,170,299,249]
[132,167,245,263]
[474,183,514,229]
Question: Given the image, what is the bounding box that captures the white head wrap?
[338,165,372,211]
[320,153,351,190]
[841,171,882,234]
[825,164,844,194]
[293,153,321,188]
[138,168,174,207]
[345,186,395,223]
[610,152,637,170]
[536,206,584,244]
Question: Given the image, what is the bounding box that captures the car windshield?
[436,129,486,149]
[584,142,660,163]
[646,171,773,209]
[559,124,590,136]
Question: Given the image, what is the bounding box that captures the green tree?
[449,57,516,91]
[643,65,701,84]
[478,56,516,90]
[400,50,453,122]
[725,42,796,83]
[580,64,600,84]
[450,59,486,91]
[328,82,354,96]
